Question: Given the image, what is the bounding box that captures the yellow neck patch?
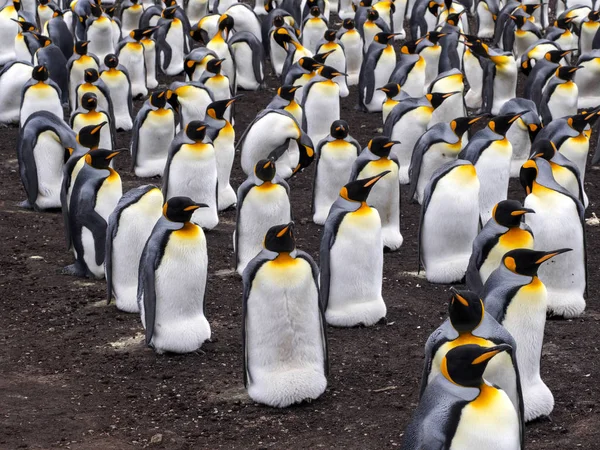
[498,227,534,248]
[173,221,201,239]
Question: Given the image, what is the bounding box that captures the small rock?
[150,433,163,444]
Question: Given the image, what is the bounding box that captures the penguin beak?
[453,292,469,306]
[471,344,511,365]
[509,111,527,123]
[510,208,535,216]
[332,71,347,77]
[363,170,391,188]
[183,203,208,211]
[535,248,572,264]
[276,221,294,237]
[105,150,125,160]
[91,121,107,134]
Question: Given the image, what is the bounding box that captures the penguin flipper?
[17,121,39,209]
[348,148,374,181]
[420,322,454,399]
[233,178,255,268]
[480,61,495,114]
[319,202,348,310]
[130,106,152,170]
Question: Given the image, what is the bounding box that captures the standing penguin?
[140,26,159,89]
[379,83,405,124]
[416,31,444,87]
[520,158,586,318]
[20,64,63,127]
[117,27,156,99]
[235,159,291,275]
[401,344,521,450]
[199,58,234,122]
[206,14,236,91]
[65,149,123,279]
[162,121,219,230]
[131,89,177,178]
[0,0,20,65]
[243,222,328,407]
[302,6,328,53]
[409,116,482,204]
[426,69,466,128]
[85,2,116,62]
[316,29,349,97]
[67,41,100,109]
[419,160,480,284]
[484,248,571,422]
[100,54,133,132]
[389,40,427,98]
[459,112,524,223]
[523,49,570,107]
[0,60,33,125]
[359,8,389,52]
[138,196,211,354]
[539,65,581,125]
[349,137,402,251]
[465,200,535,296]
[74,68,115,125]
[70,92,115,150]
[105,185,164,313]
[156,6,189,76]
[205,97,238,211]
[358,32,397,112]
[321,173,390,327]
[168,81,214,127]
[228,31,265,91]
[301,65,343,144]
[32,34,69,105]
[17,111,77,210]
[337,18,362,85]
[312,120,361,225]
[420,289,524,425]
[14,20,42,63]
[266,85,303,124]
[575,50,600,109]
[119,0,144,36]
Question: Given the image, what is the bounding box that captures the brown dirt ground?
[1,33,600,450]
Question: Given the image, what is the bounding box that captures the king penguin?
[100,54,133,131]
[539,65,581,125]
[156,6,190,76]
[106,185,164,313]
[138,196,211,354]
[117,27,157,99]
[32,33,69,105]
[70,92,114,150]
[0,60,33,125]
[19,64,63,127]
[67,40,100,110]
[85,1,117,62]
[337,18,362,85]
[242,222,328,408]
[74,68,115,126]
[358,32,397,112]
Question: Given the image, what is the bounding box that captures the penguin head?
[461,35,489,58]
[359,0,373,6]
[318,65,345,79]
[77,122,106,149]
[570,105,600,131]
[323,29,337,42]
[555,65,582,81]
[520,3,540,15]
[426,91,460,109]
[274,27,293,49]
[445,11,465,26]
[313,50,336,64]
[373,32,397,45]
[292,133,315,175]
[166,89,179,113]
[492,199,534,227]
[519,158,539,194]
[13,0,21,11]
[298,56,320,71]
[442,344,511,387]
[588,10,600,21]
[544,48,573,64]
[342,18,355,30]
[104,53,119,69]
[509,14,527,28]
[529,139,556,161]
[163,0,178,7]
[149,89,168,108]
[52,9,64,18]
[451,116,484,137]
[272,15,285,28]
[425,31,445,45]
[368,136,398,157]
[377,82,402,99]
[487,111,526,136]
[104,5,116,17]
[81,92,98,111]
[218,14,235,34]
[206,97,239,120]
[83,68,99,83]
[161,6,177,19]
[254,159,277,182]
[527,122,541,141]
[264,0,275,13]
[502,248,572,277]
[162,197,208,223]
[264,222,295,253]
[555,15,575,29]
[366,8,379,21]
[448,289,484,334]
[89,1,103,18]
[185,121,208,141]
[74,40,90,55]
[13,19,37,32]
[427,0,440,16]
[84,149,122,169]
[277,85,300,101]
[340,171,391,203]
[206,57,224,74]
[330,119,350,139]
[32,64,49,82]
[189,24,208,43]
[400,40,419,55]
[309,6,321,17]
[33,33,52,47]
[131,26,158,41]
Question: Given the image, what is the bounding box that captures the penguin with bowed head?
[228,31,265,91]
[378,82,405,124]
[266,85,303,124]
[520,158,587,318]
[105,186,164,313]
[242,222,328,407]
[401,344,522,450]
[235,157,292,276]
[321,173,390,327]
[71,92,115,151]
[138,196,211,354]
[162,121,219,230]
[349,136,402,252]
[483,248,572,422]
[0,60,33,125]
[64,149,123,279]
[17,111,77,211]
[117,27,156,99]
[168,81,214,128]
[420,289,524,428]
[539,65,581,125]
[418,160,480,284]
[312,119,361,225]
[388,40,426,98]
[67,41,100,110]
[465,200,534,296]
[130,89,177,178]
[198,58,234,122]
[20,64,63,127]
[32,33,69,106]
[337,18,363,86]
[426,69,466,128]
[358,32,398,112]
[206,14,237,91]
[156,6,190,76]
[184,46,218,82]
[100,54,133,132]
[316,29,349,98]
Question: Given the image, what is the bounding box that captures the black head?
[545,48,573,63]
[206,97,239,120]
[319,65,345,79]
[330,119,349,139]
[400,39,419,54]
[448,290,484,334]
[588,10,600,21]
[323,29,336,42]
[451,116,484,137]
[310,6,321,16]
[571,105,600,131]
[555,15,575,29]
[488,111,526,136]
[206,57,224,74]
[161,6,177,19]
[84,68,99,83]
[218,14,234,31]
[13,19,37,32]
[163,0,177,6]
[298,56,320,71]
[463,37,489,58]
[509,14,527,27]
[313,49,336,64]
[32,64,49,82]
[104,53,119,68]
[368,136,398,157]
[89,1,102,17]
[556,65,582,81]
[189,24,207,43]
[104,5,116,17]
[445,11,465,26]
[521,3,540,14]
[277,85,299,100]
[426,31,444,44]
[163,196,208,222]
[77,122,106,149]
[84,149,122,170]
[274,27,293,48]
[272,15,285,28]
[519,158,538,195]
[81,92,98,110]
[166,89,179,112]
[492,199,534,227]
[373,32,396,45]
[427,0,440,15]
[426,91,460,109]
[527,122,541,141]
[377,82,401,99]
[74,40,89,55]
[342,18,355,30]
[264,222,295,253]
[149,89,168,108]
[340,171,391,203]
[185,120,207,141]
[33,33,52,47]
[13,0,21,11]
[293,133,315,175]
[529,139,556,160]
[367,8,379,20]
[442,344,511,387]
[254,158,276,182]
[502,248,572,276]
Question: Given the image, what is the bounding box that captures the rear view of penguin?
[138,196,211,354]
[419,160,480,284]
[321,173,390,327]
[106,186,164,313]
[235,158,292,276]
[243,223,328,407]
[0,60,33,125]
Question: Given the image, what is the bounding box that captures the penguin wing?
[156,22,173,70]
[481,267,529,322]
[480,59,495,114]
[130,105,153,169]
[161,133,189,199]
[382,100,421,137]
[502,22,516,52]
[539,79,560,124]
[458,134,494,165]
[419,320,454,398]
[241,251,272,387]
[348,148,374,181]
[464,220,506,295]
[300,77,325,130]
[359,46,383,106]
[234,179,257,267]
[236,109,294,151]
[229,32,265,85]
[389,56,418,85]
[311,137,329,214]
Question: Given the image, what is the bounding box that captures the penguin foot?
[528,414,553,424]
[18,200,33,210]
[61,264,88,278]
[325,300,387,327]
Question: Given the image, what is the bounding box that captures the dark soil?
[1,44,600,450]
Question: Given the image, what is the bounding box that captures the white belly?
[415,142,462,204]
[161,25,185,76]
[506,119,531,178]
[304,82,340,144]
[547,81,578,121]
[142,40,158,89]
[32,131,65,209]
[0,62,31,124]
[133,110,175,177]
[364,47,396,112]
[101,71,133,130]
[492,59,518,114]
[0,13,18,65]
[232,42,261,90]
[177,88,212,127]
[341,31,363,85]
[119,46,147,97]
[475,139,512,223]
[559,134,589,182]
[214,127,236,210]
[391,107,432,183]
[87,19,115,61]
[20,85,63,127]
[69,59,99,108]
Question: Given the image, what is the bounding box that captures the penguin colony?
[4,0,598,444]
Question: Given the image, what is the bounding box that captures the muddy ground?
[1,34,600,450]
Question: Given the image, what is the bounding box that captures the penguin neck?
[272,251,297,266]
[353,201,371,214]
[472,382,500,408]
[256,180,277,190]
